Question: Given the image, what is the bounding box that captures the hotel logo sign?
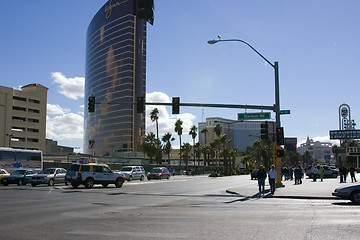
[329,130,360,140]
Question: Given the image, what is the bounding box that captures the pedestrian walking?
[289,166,294,181]
[294,166,302,185]
[319,165,324,182]
[268,165,277,195]
[311,164,319,182]
[350,166,357,183]
[257,165,267,196]
[340,166,348,183]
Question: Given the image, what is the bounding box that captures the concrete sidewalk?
[226,175,359,200]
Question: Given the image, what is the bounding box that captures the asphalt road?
[0,174,359,240]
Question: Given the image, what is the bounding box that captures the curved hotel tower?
[84,0,147,155]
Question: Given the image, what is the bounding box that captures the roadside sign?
[238,112,271,120]
[329,130,360,140]
[280,110,290,115]
[346,147,360,156]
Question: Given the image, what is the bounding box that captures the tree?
[182,142,192,171]
[194,142,202,166]
[189,125,198,164]
[175,119,183,166]
[140,132,157,163]
[332,145,340,166]
[200,127,208,145]
[214,124,222,138]
[162,132,175,164]
[150,108,159,140]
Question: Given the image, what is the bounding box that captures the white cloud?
[47,103,70,115]
[46,113,83,140]
[51,72,84,100]
[145,92,197,145]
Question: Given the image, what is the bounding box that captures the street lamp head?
[207,39,219,44]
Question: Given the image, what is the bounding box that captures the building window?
[12,116,26,122]
[28,118,39,123]
[27,128,39,133]
[13,106,27,111]
[13,96,27,102]
[28,99,40,104]
[12,127,26,132]
[27,138,39,143]
[12,137,26,142]
[28,108,40,114]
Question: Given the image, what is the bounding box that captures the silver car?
[30,168,67,186]
[120,166,145,181]
[332,183,360,204]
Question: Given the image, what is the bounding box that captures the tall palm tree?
[214,124,222,138]
[189,125,198,164]
[200,127,208,145]
[332,144,340,166]
[162,132,175,164]
[150,108,159,140]
[175,119,183,166]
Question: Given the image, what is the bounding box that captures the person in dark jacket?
[350,166,357,183]
[257,165,267,196]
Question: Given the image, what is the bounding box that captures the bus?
[0,147,43,171]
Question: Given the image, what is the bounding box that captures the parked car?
[30,168,67,186]
[332,183,360,204]
[251,169,259,180]
[147,167,171,180]
[0,169,10,180]
[120,166,145,181]
[1,169,39,186]
[306,165,339,178]
[65,163,125,189]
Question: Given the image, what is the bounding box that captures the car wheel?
[71,183,79,189]
[31,183,37,187]
[84,178,94,189]
[147,177,150,181]
[18,179,23,186]
[48,179,55,186]
[3,182,8,186]
[102,183,108,188]
[350,191,360,204]
[128,176,133,181]
[140,175,144,181]
[115,178,124,188]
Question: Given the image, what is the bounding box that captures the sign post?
[238,112,271,120]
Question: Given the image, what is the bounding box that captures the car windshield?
[40,169,55,174]
[121,167,133,171]
[150,168,162,173]
[12,170,26,175]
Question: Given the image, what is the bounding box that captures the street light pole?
[208,37,282,185]
[207,38,280,129]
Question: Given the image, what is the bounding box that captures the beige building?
[0,84,48,152]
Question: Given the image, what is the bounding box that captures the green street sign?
[238,112,271,120]
[280,110,291,115]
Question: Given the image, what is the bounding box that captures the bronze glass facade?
[84,0,146,155]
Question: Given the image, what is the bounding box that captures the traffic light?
[88,96,95,112]
[276,127,284,145]
[136,0,154,25]
[136,97,145,113]
[172,97,180,114]
[260,122,269,140]
[276,148,285,157]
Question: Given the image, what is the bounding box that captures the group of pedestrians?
[339,165,357,183]
[257,165,277,196]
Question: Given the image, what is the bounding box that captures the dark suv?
[66,163,125,189]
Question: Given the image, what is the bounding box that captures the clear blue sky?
[1,0,359,152]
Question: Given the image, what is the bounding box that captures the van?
[120,166,145,181]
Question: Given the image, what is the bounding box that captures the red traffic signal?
[276,149,285,157]
[172,97,180,114]
[136,97,145,113]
